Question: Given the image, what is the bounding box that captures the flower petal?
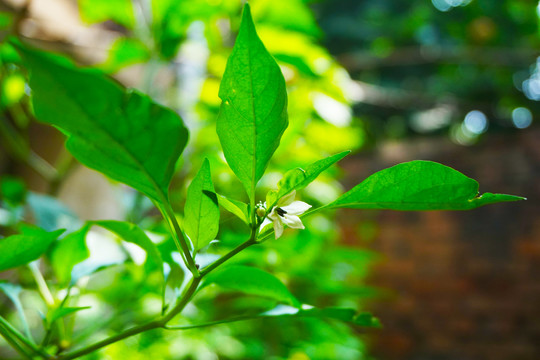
[281,214,304,229]
[278,190,296,207]
[282,201,311,215]
[273,219,284,238]
[260,218,273,232]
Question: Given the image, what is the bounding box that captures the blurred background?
[0,0,538,359]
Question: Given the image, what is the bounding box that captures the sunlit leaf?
[1,72,25,107]
[101,38,150,73]
[78,0,135,29]
[0,227,64,271]
[0,176,26,207]
[167,305,381,330]
[151,0,222,59]
[266,151,350,208]
[92,221,164,285]
[252,0,321,38]
[204,265,300,307]
[184,159,220,251]
[16,43,189,205]
[50,225,90,286]
[328,160,525,210]
[217,4,288,199]
[218,194,249,225]
[47,306,90,324]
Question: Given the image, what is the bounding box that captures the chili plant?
[0,4,523,359]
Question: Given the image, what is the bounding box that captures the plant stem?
[57,277,202,360]
[56,319,162,360]
[29,263,55,307]
[0,315,51,358]
[0,321,33,359]
[157,202,200,277]
[54,226,259,359]
[200,236,257,277]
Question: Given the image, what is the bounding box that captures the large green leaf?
[328,160,524,210]
[101,37,151,73]
[204,265,300,307]
[217,4,288,199]
[78,0,135,29]
[264,306,381,328]
[184,159,220,251]
[266,150,350,208]
[92,221,164,285]
[166,305,381,330]
[0,227,64,271]
[50,225,90,285]
[16,43,188,204]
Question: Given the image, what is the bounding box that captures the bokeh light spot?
[512,107,533,129]
[463,110,488,134]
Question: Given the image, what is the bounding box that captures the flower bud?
[255,202,266,217]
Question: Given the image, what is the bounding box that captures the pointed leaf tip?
[217,1,288,198]
[328,160,524,211]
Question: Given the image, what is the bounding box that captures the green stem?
[157,202,200,277]
[57,277,202,360]
[0,315,51,358]
[29,263,55,307]
[0,321,33,359]
[165,314,257,331]
[56,319,162,360]
[54,221,261,359]
[200,235,257,277]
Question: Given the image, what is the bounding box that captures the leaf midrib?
[248,27,257,206]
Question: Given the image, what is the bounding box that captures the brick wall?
[339,128,540,360]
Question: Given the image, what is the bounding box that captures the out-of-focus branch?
[349,80,493,113]
[339,45,540,71]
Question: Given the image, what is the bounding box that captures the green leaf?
[47,306,90,324]
[0,176,26,206]
[92,221,164,284]
[328,160,524,211]
[252,0,321,38]
[218,194,249,225]
[26,193,77,232]
[262,305,381,327]
[0,282,32,340]
[184,159,220,251]
[101,38,151,73]
[266,150,350,208]
[50,225,90,286]
[0,227,64,271]
[151,0,222,59]
[78,0,135,29]
[16,43,188,204]
[217,4,288,199]
[204,265,300,307]
[167,305,381,330]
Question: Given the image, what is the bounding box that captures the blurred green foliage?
[313,0,539,145]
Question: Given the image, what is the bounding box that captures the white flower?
[262,190,311,239]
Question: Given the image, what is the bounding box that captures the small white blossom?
[262,190,311,239]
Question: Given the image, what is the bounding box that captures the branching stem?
[53,227,259,360]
